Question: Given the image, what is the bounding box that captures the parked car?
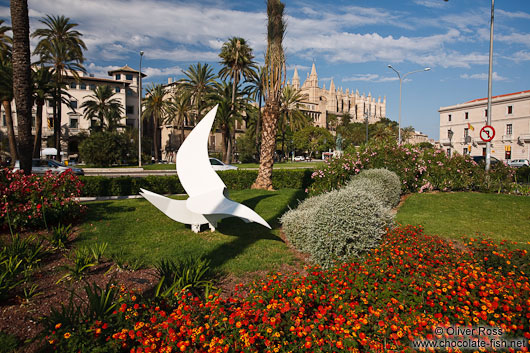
[13,159,84,175]
[507,159,530,168]
[293,156,305,161]
[471,155,500,166]
[209,158,237,171]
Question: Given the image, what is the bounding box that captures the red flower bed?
[46,226,530,352]
[0,168,85,229]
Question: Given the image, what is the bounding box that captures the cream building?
[289,63,386,128]
[439,90,530,161]
[159,78,247,162]
[0,65,144,161]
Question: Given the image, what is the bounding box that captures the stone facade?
[439,90,530,161]
[0,65,144,161]
[289,63,386,128]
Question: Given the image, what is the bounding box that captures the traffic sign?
[479,125,495,142]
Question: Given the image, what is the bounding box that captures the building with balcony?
[439,90,530,161]
[0,65,144,161]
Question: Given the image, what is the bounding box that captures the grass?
[76,189,307,276]
[395,192,530,245]
[142,161,324,170]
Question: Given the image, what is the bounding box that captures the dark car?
[471,155,500,166]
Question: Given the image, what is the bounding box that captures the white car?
[13,159,85,175]
[293,156,305,161]
[507,159,530,168]
[209,158,238,171]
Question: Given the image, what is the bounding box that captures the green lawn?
[395,192,530,244]
[142,161,324,170]
[76,189,306,275]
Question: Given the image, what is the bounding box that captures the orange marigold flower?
[63,332,71,339]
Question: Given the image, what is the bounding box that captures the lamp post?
[138,50,144,167]
[485,0,494,172]
[387,65,431,144]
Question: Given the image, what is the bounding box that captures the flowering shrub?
[44,225,530,352]
[0,168,86,230]
[308,141,514,196]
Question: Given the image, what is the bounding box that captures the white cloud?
[143,65,183,78]
[413,0,446,9]
[460,72,508,81]
[509,50,530,62]
[342,74,397,83]
[496,32,530,47]
[497,9,530,20]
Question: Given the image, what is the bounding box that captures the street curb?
[78,194,186,202]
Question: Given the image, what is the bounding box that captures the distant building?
[158,78,247,162]
[439,90,530,161]
[288,63,386,129]
[404,131,433,145]
[0,65,144,161]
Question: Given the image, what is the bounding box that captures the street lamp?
[387,65,431,145]
[485,0,494,172]
[138,50,144,167]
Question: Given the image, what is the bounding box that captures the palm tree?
[278,85,309,158]
[208,81,251,163]
[10,0,33,174]
[32,15,86,161]
[252,0,286,190]
[0,55,17,165]
[219,37,256,162]
[0,20,11,55]
[32,65,55,157]
[167,88,192,150]
[142,84,173,161]
[80,85,124,132]
[178,63,216,125]
[247,66,264,148]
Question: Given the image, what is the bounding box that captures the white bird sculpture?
[140,105,271,233]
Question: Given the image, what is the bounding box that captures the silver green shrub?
[281,186,393,269]
[348,168,401,208]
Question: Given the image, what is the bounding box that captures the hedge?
[79,169,314,197]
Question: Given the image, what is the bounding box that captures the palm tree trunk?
[10,0,33,174]
[252,102,279,190]
[180,116,185,149]
[2,100,18,165]
[153,115,159,161]
[33,101,43,158]
[55,87,62,161]
[222,129,230,164]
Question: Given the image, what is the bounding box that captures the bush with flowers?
[42,225,530,352]
[308,141,514,196]
[0,168,86,230]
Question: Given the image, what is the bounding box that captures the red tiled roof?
[464,90,530,104]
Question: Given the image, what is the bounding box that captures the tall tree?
[80,85,124,132]
[278,85,309,157]
[179,63,216,125]
[247,66,264,149]
[168,88,192,150]
[208,80,251,164]
[142,84,172,162]
[32,65,54,157]
[252,0,286,190]
[0,21,16,166]
[11,0,33,174]
[219,37,256,163]
[32,15,86,161]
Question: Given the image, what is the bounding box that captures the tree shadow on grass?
[206,189,308,271]
[82,202,137,223]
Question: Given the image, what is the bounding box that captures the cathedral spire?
[329,78,335,93]
[310,62,317,78]
[292,67,300,89]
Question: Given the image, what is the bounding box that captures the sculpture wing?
[176,105,226,197]
[139,188,209,225]
[186,189,271,229]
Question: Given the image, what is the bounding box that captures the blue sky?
[1,0,529,140]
